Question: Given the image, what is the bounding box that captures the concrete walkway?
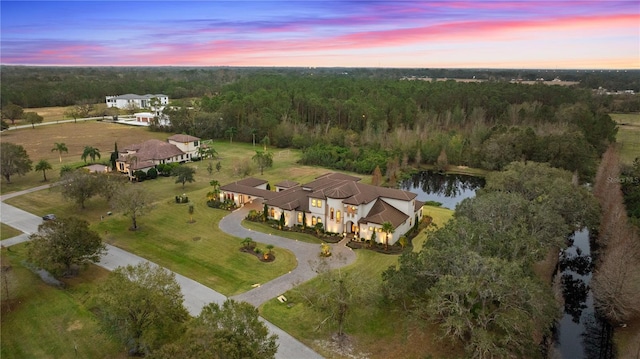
[0,187,332,358]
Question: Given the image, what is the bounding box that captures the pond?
[399,170,486,210]
[400,170,613,358]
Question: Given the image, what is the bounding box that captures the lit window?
[336,211,341,222]
[330,208,334,220]
[270,208,275,218]
[317,218,322,224]
[312,216,317,225]
[298,213,303,223]
[311,199,317,207]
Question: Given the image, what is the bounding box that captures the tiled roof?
[236,177,268,187]
[275,180,299,188]
[262,172,418,215]
[220,182,276,199]
[121,139,184,162]
[168,134,200,142]
[359,199,409,228]
[414,200,425,212]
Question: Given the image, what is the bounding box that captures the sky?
[1,1,639,69]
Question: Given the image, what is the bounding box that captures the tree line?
[157,74,619,181]
[2,66,638,109]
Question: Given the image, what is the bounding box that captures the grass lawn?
[94,202,297,296]
[611,113,640,165]
[1,246,126,359]
[1,223,22,240]
[411,205,454,252]
[259,207,459,359]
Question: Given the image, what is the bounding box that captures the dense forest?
[1,65,639,108]
[1,67,636,181]
[165,74,620,181]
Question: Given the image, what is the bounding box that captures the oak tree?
[0,142,33,183]
[27,217,106,277]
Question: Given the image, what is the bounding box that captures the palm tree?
[209,180,221,200]
[81,146,101,163]
[225,127,237,144]
[35,159,52,181]
[51,142,68,163]
[261,135,270,151]
[381,221,395,251]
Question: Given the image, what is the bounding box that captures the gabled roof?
[120,139,184,162]
[359,199,409,228]
[168,134,200,143]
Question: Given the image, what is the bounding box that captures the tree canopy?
[81,146,101,163]
[58,170,98,209]
[150,300,278,359]
[27,217,106,277]
[382,160,600,358]
[93,262,189,356]
[112,185,154,230]
[0,142,32,183]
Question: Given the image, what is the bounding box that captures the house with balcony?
[220,173,424,246]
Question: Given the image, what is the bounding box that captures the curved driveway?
[221,202,357,306]
[1,189,358,359]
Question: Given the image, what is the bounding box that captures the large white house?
[116,134,201,180]
[220,173,424,245]
[106,94,169,113]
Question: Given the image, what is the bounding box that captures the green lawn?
[611,113,640,165]
[94,200,297,296]
[1,247,126,359]
[1,223,22,240]
[411,205,454,251]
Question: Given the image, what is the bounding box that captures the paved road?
[0,188,326,359]
[4,117,103,130]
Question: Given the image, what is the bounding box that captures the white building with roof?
[106,94,169,113]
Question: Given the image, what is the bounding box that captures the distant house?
[115,134,201,180]
[220,173,424,245]
[106,94,169,113]
[84,164,110,174]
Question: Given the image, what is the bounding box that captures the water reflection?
[400,171,485,209]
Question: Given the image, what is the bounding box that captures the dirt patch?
[67,320,83,331]
[314,334,370,359]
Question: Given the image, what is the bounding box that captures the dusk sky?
[1,1,639,68]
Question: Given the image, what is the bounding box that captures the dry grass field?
[0,121,167,193]
[611,113,640,165]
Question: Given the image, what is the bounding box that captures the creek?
[400,171,613,358]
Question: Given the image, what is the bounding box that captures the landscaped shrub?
[133,170,147,182]
[147,167,158,179]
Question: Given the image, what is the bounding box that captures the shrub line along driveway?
[0,188,361,359]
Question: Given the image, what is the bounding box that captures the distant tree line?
[1,66,638,108]
[163,74,618,181]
